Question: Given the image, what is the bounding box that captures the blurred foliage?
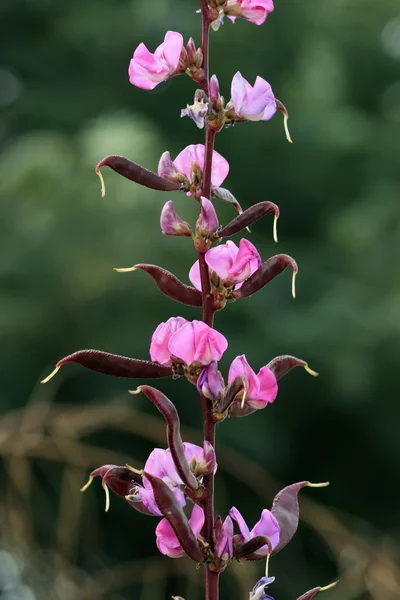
[1,0,400,598]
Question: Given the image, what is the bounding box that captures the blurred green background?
[1,0,400,598]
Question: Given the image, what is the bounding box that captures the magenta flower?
[196,197,219,237]
[231,72,276,121]
[215,515,234,561]
[160,201,193,237]
[226,0,274,26]
[128,31,184,90]
[168,320,228,367]
[159,144,229,190]
[228,354,278,409]
[139,443,207,516]
[189,239,261,291]
[150,316,189,366]
[230,506,280,556]
[156,504,205,558]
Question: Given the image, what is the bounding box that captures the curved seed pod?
[216,375,248,415]
[228,403,257,418]
[144,472,205,563]
[218,202,280,243]
[296,582,338,600]
[232,254,298,301]
[211,187,244,216]
[271,481,329,555]
[116,264,202,307]
[41,350,173,384]
[234,535,272,559]
[267,355,318,380]
[132,385,198,491]
[96,155,180,197]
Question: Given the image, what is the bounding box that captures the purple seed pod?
[271,481,329,555]
[130,385,198,491]
[144,472,205,563]
[232,254,298,300]
[234,535,272,560]
[95,155,180,197]
[41,350,173,384]
[218,202,280,243]
[114,264,202,307]
[215,375,248,416]
[267,355,318,380]
[296,582,338,599]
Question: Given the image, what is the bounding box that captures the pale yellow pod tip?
[246,226,251,233]
[273,214,279,243]
[97,169,106,197]
[128,388,142,396]
[320,581,339,592]
[125,463,144,475]
[304,364,319,377]
[292,270,297,299]
[113,266,137,273]
[80,475,94,493]
[240,388,248,409]
[264,552,271,578]
[103,483,110,512]
[283,113,293,144]
[40,365,61,384]
[307,481,330,488]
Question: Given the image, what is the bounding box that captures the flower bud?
[197,361,224,400]
[186,37,197,64]
[196,197,219,237]
[160,201,193,237]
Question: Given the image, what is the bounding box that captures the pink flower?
[226,0,274,26]
[156,504,205,558]
[189,239,261,291]
[231,72,276,121]
[128,31,184,90]
[168,320,228,367]
[150,316,189,366]
[230,506,280,557]
[139,443,206,516]
[228,355,278,409]
[159,144,229,189]
[196,197,219,237]
[160,201,193,236]
[215,515,234,561]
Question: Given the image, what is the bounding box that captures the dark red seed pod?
[218,202,280,242]
[215,375,248,415]
[117,264,202,307]
[296,582,338,600]
[144,472,205,563]
[271,481,329,555]
[96,155,180,196]
[233,535,272,560]
[228,403,257,418]
[232,254,298,300]
[41,350,173,383]
[267,355,318,380]
[132,385,198,491]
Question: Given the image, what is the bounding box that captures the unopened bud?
[209,74,220,107]
[160,200,193,237]
[158,151,180,182]
[196,197,219,237]
[186,37,197,65]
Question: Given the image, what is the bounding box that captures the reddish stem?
[199,3,219,600]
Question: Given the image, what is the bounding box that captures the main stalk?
[198,3,220,600]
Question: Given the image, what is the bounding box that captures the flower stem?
[205,569,220,600]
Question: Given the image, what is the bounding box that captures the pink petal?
[183,442,204,465]
[189,260,202,291]
[205,240,239,281]
[189,504,205,537]
[227,238,261,283]
[231,71,247,115]
[261,97,277,121]
[128,58,162,91]
[192,321,228,365]
[168,322,196,365]
[150,317,188,365]
[216,515,234,559]
[161,31,184,69]
[229,506,251,542]
[210,149,230,188]
[251,509,280,551]
[155,518,185,558]
[256,366,278,404]
[173,145,201,179]
[138,487,162,516]
[133,42,163,74]
[228,354,260,399]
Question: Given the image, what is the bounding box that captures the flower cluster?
[41,2,337,599]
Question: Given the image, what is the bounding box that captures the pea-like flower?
[196,197,219,237]
[128,31,184,90]
[160,201,193,237]
[150,317,228,367]
[158,144,229,190]
[230,506,280,557]
[156,504,205,558]
[230,71,276,121]
[189,239,261,291]
[225,0,274,26]
[228,354,278,409]
[250,577,276,600]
